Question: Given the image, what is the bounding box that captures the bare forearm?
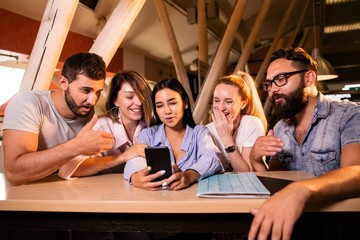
[5,135,95,185]
[72,154,126,177]
[249,146,268,171]
[300,165,360,202]
[250,155,268,172]
[227,151,252,172]
[5,140,83,185]
[219,136,252,172]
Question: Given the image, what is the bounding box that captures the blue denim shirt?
[272,93,360,176]
[124,124,224,181]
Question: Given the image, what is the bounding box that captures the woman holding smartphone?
[59,70,154,178]
[124,77,224,190]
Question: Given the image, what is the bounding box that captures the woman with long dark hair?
[124,77,224,190]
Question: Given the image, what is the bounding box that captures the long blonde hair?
[215,71,268,132]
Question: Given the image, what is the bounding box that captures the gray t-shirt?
[3,90,93,151]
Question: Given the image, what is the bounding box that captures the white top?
[206,115,265,170]
[93,114,146,156]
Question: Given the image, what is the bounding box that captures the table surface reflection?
[1,171,359,213]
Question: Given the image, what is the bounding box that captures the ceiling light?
[342,84,360,90]
[311,1,338,81]
[325,93,351,100]
[311,48,338,81]
[326,0,356,4]
[324,22,360,34]
[188,59,198,72]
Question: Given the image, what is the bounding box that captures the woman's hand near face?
[165,163,200,190]
[212,107,234,145]
[130,166,166,190]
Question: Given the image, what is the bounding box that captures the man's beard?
[272,85,308,119]
[65,88,93,118]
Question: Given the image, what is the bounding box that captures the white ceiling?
[0,0,239,67]
[1,0,360,91]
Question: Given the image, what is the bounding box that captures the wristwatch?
[225,145,236,153]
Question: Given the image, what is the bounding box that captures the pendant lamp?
[310,1,338,81]
[311,48,338,81]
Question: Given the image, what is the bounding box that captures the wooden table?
[0,171,359,236]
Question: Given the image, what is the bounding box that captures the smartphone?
[145,146,172,181]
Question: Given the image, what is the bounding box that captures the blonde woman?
[207,72,267,172]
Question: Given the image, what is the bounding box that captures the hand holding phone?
[145,147,172,181]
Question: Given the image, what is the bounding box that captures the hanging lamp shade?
[311,48,338,81]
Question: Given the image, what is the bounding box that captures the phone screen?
[145,147,172,181]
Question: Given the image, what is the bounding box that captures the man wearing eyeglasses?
[251,47,360,175]
[248,47,360,240]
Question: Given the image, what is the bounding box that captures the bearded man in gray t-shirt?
[3,52,114,185]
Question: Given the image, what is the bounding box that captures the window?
[0,50,28,107]
[0,65,24,106]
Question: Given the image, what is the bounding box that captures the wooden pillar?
[254,0,297,88]
[299,27,311,47]
[234,0,271,72]
[154,0,194,107]
[90,0,146,67]
[20,0,79,91]
[193,0,249,123]
[288,0,310,46]
[197,0,210,124]
[197,0,208,64]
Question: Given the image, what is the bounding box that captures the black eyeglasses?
[262,69,308,92]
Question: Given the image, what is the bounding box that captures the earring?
[109,106,120,120]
